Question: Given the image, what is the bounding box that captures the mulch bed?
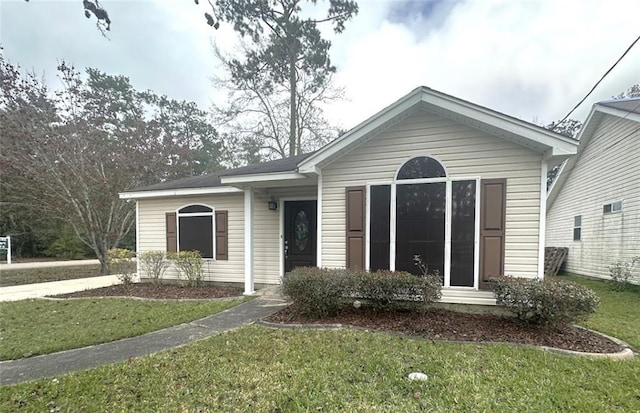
[50,283,243,300]
[265,306,625,354]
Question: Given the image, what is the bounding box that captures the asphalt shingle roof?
[599,97,640,115]
[130,151,316,192]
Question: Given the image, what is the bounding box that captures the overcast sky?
[1,0,638,131]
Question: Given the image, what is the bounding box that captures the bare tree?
[212,43,343,161]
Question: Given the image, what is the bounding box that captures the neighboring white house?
[121,86,578,305]
[546,97,640,283]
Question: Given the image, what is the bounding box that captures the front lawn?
[0,298,247,360]
[0,275,638,412]
[558,274,640,349]
[0,264,104,286]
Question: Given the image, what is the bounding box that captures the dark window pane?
[370,185,391,271]
[397,157,446,180]
[179,215,213,258]
[451,180,476,287]
[573,228,581,241]
[179,205,213,214]
[603,204,612,213]
[395,182,445,280]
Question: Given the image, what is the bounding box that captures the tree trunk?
[289,56,297,157]
[99,255,110,275]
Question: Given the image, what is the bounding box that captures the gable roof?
[121,86,580,200]
[298,86,578,173]
[546,97,640,210]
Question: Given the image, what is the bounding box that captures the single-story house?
[546,97,640,283]
[120,86,578,305]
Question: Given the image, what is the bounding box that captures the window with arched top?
[177,204,215,258]
[396,156,447,180]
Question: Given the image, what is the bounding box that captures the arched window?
[396,156,446,180]
[178,204,214,258]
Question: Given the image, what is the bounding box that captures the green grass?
[558,274,640,349]
[1,275,638,412]
[0,264,104,286]
[0,298,247,360]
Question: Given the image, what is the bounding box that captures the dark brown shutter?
[346,186,365,270]
[166,212,177,253]
[215,210,228,260]
[479,179,506,290]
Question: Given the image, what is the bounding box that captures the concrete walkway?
[0,275,122,302]
[0,259,100,270]
[0,295,289,386]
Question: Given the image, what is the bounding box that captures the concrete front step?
[439,288,496,306]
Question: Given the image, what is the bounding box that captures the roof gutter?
[119,186,242,200]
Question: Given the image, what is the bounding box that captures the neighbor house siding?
[137,194,244,283]
[546,116,640,283]
[321,110,543,278]
[252,186,317,284]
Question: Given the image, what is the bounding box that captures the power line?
[556,33,640,126]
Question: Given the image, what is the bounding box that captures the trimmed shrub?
[282,267,349,317]
[168,251,204,287]
[282,267,443,317]
[139,250,169,285]
[491,276,599,330]
[352,270,442,312]
[107,248,136,284]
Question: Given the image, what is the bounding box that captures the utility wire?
[556,33,640,126]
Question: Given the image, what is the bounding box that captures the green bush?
[282,267,349,318]
[490,276,599,330]
[167,251,204,287]
[282,267,442,317]
[352,270,442,312]
[139,250,169,285]
[106,248,136,284]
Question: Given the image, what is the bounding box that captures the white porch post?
[316,172,323,268]
[135,201,140,282]
[538,158,548,279]
[244,188,255,295]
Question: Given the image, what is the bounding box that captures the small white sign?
[0,236,11,264]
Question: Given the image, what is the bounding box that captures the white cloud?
[326,0,640,129]
[1,0,638,133]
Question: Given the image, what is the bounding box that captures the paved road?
[0,275,122,302]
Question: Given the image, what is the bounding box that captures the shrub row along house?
[120,87,578,304]
[546,97,640,284]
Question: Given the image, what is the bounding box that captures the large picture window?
[368,156,479,288]
[178,205,215,259]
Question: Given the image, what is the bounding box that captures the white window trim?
[176,203,216,260]
[573,215,582,241]
[603,200,623,214]
[366,175,481,289]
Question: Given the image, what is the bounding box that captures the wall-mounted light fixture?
[268,197,278,211]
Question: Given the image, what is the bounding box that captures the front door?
[284,200,317,272]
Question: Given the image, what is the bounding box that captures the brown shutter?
[166,212,177,253]
[479,179,506,290]
[215,210,228,260]
[346,186,365,270]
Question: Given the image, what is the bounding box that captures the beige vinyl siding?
[252,186,317,284]
[321,110,543,278]
[137,194,244,283]
[546,115,640,283]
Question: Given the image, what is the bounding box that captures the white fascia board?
[119,186,242,200]
[420,90,579,150]
[298,90,423,173]
[298,86,578,173]
[220,172,309,185]
[594,104,640,123]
